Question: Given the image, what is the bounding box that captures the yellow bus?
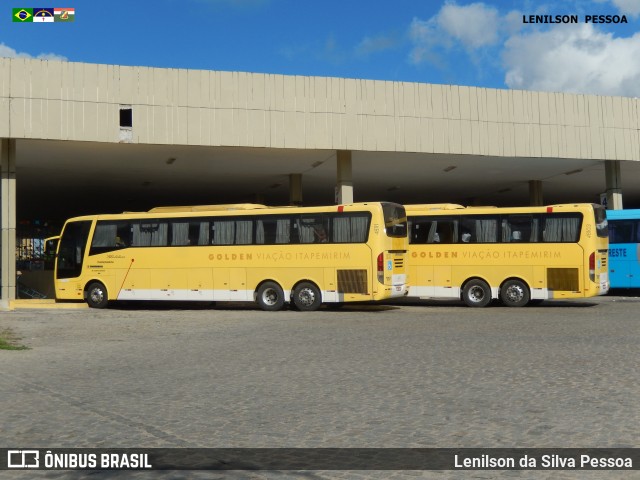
[405,203,609,307]
[50,202,408,311]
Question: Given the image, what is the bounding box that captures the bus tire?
[292,282,322,311]
[86,281,109,309]
[500,279,530,307]
[256,282,285,311]
[462,279,492,308]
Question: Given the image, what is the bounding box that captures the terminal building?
[1,58,639,307]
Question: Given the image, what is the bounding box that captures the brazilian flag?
[13,8,33,22]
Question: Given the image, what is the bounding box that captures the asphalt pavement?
[1,295,639,479]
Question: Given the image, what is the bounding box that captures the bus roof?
[404,204,465,211]
[147,203,270,213]
[405,203,598,214]
[606,208,640,220]
[61,202,391,223]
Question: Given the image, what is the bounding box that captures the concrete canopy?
[16,139,640,222]
[2,58,637,223]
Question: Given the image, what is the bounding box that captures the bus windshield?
[56,220,92,279]
[593,204,608,238]
[382,203,407,238]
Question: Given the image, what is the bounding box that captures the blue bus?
[607,209,640,288]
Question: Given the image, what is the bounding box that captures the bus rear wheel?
[256,282,285,311]
[462,279,492,308]
[292,282,322,311]
[500,279,530,307]
[86,281,109,309]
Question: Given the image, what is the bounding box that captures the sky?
[2,0,640,97]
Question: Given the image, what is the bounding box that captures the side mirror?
[44,236,60,255]
[43,236,60,270]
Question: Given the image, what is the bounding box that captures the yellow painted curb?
[9,299,88,310]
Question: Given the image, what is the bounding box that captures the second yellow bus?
[406,203,609,307]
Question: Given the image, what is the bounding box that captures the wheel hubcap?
[506,285,524,303]
[469,286,485,302]
[298,288,315,306]
[262,288,278,306]
[90,288,104,304]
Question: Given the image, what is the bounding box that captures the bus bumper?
[389,283,409,298]
[598,273,610,295]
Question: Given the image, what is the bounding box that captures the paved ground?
[1,295,639,480]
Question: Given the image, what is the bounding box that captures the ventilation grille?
[547,268,579,292]
[599,249,608,268]
[337,269,368,294]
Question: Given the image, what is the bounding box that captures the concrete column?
[605,160,623,210]
[336,150,353,205]
[529,180,543,206]
[1,139,17,309]
[289,173,302,206]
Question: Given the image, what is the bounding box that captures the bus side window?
[188,221,208,246]
[90,221,131,255]
[296,216,328,244]
[212,220,235,245]
[541,214,581,242]
[235,220,253,245]
[313,224,328,243]
[171,222,190,246]
[502,215,534,243]
[410,219,430,244]
[610,220,633,243]
[116,223,132,247]
[256,219,272,244]
[256,217,291,244]
[133,222,167,247]
[437,220,456,244]
[459,218,475,243]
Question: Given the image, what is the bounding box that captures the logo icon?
[12,8,33,22]
[7,450,40,468]
[32,8,54,22]
[54,7,75,21]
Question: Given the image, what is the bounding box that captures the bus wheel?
[462,279,492,308]
[256,282,285,311]
[500,279,530,307]
[86,281,109,309]
[292,282,322,311]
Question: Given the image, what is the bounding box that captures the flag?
[13,8,33,22]
[32,7,54,22]
[54,7,74,21]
